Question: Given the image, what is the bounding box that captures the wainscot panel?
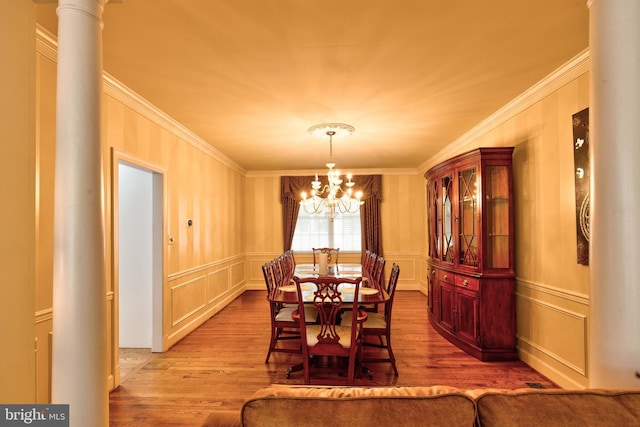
[516,279,589,389]
[230,261,246,289]
[207,269,229,303]
[171,275,207,326]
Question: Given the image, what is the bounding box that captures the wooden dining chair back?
[362,263,400,375]
[362,250,377,278]
[361,255,385,313]
[279,252,295,285]
[361,249,370,270]
[372,256,386,289]
[312,247,340,273]
[293,276,367,385]
[283,249,296,269]
[270,257,284,288]
[262,261,277,300]
[361,249,369,270]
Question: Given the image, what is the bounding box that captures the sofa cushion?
[202,410,242,427]
[240,384,476,427]
[470,388,640,427]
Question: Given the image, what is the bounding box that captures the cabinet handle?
[431,270,436,276]
[463,279,469,286]
[443,274,448,280]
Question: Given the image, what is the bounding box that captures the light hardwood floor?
[109,290,557,426]
[118,348,154,382]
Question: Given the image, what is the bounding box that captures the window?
[291,209,361,252]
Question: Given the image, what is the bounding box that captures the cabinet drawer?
[438,270,455,284]
[455,275,479,291]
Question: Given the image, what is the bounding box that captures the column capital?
[57,0,106,26]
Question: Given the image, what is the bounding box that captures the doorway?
[116,159,164,382]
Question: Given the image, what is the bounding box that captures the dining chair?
[362,250,377,279]
[284,249,296,269]
[272,255,297,310]
[262,260,317,363]
[361,263,400,375]
[361,249,370,265]
[262,261,298,363]
[279,252,295,285]
[312,247,340,274]
[361,250,373,276]
[270,256,284,288]
[361,255,385,313]
[371,256,386,289]
[292,275,367,385]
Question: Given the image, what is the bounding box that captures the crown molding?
[35,25,247,176]
[245,167,419,178]
[35,25,57,61]
[101,73,246,174]
[36,23,588,179]
[418,48,590,173]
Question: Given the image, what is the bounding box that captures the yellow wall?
[422,55,591,388]
[34,29,57,405]
[506,76,590,389]
[382,174,428,291]
[0,0,37,403]
[34,29,247,397]
[244,172,426,291]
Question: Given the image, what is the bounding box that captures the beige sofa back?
[202,385,640,427]
[242,385,475,427]
[470,388,640,427]
[204,385,476,427]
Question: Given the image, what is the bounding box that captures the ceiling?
[35,1,589,173]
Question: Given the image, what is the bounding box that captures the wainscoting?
[516,278,589,389]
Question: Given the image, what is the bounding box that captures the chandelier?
[300,123,364,221]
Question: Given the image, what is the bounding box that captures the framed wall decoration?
[572,108,590,265]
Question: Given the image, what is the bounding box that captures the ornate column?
[52,0,108,425]
[588,0,640,388]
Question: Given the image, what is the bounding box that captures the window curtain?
[280,176,314,252]
[280,175,383,256]
[355,175,383,257]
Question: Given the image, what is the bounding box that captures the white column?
[588,0,640,388]
[52,0,108,425]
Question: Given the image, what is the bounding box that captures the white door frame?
[111,149,167,386]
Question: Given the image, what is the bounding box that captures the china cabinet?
[425,147,516,361]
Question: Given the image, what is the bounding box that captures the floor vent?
[526,382,545,389]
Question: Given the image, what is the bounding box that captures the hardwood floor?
[109,290,557,426]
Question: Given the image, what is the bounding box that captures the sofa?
[202,384,640,427]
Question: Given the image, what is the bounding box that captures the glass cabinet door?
[458,166,478,267]
[485,165,510,269]
[441,174,454,264]
[427,180,440,260]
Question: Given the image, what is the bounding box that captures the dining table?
[269,263,389,380]
[271,263,390,305]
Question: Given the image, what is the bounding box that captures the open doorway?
[116,159,164,381]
